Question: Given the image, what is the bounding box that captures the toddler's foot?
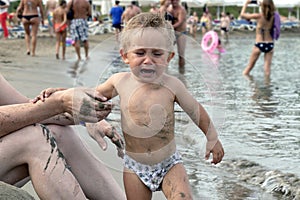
[56,53,59,59]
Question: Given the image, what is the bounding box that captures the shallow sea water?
[76,32,300,200]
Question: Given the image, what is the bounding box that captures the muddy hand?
[86,120,124,158]
[59,87,112,123]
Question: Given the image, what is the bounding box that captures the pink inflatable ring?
[201,31,219,53]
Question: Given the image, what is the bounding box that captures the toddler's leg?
[162,163,193,200]
[123,168,152,200]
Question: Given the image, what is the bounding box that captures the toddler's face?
[121,29,174,83]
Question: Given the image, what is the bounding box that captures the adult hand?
[58,87,113,123]
[86,120,124,158]
[205,139,224,164]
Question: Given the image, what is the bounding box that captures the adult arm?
[240,0,261,20]
[0,0,9,9]
[16,0,24,16]
[0,95,65,137]
[0,76,72,126]
[31,86,125,153]
[86,0,91,17]
[0,75,112,137]
[38,0,45,25]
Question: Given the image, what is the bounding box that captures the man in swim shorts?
[67,0,91,60]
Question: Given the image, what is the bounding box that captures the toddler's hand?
[31,87,66,103]
[205,139,224,164]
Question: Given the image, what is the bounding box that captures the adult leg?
[0,125,86,200]
[225,30,229,41]
[192,26,197,39]
[49,125,126,200]
[22,19,31,54]
[177,34,186,72]
[123,168,152,200]
[263,50,273,77]
[29,17,40,56]
[243,46,260,76]
[74,40,81,60]
[162,163,193,200]
[83,40,89,59]
[0,12,9,38]
[62,31,67,60]
[201,27,206,35]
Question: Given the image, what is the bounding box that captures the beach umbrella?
[115,0,159,6]
[181,0,205,8]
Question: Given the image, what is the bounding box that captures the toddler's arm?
[173,78,224,164]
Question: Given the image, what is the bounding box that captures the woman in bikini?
[16,0,44,56]
[200,12,209,35]
[240,0,276,77]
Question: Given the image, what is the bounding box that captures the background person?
[200,12,209,35]
[0,73,125,199]
[53,0,67,59]
[16,0,44,56]
[45,0,58,38]
[110,0,124,42]
[67,0,91,61]
[187,11,199,39]
[220,12,230,41]
[158,0,172,22]
[0,0,10,39]
[167,0,187,72]
[240,0,276,77]
[149,3,159,14]
[121,1,141,26]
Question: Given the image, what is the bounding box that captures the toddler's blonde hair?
[120,12,175,53]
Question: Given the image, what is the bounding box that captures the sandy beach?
[1,27,299,199]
